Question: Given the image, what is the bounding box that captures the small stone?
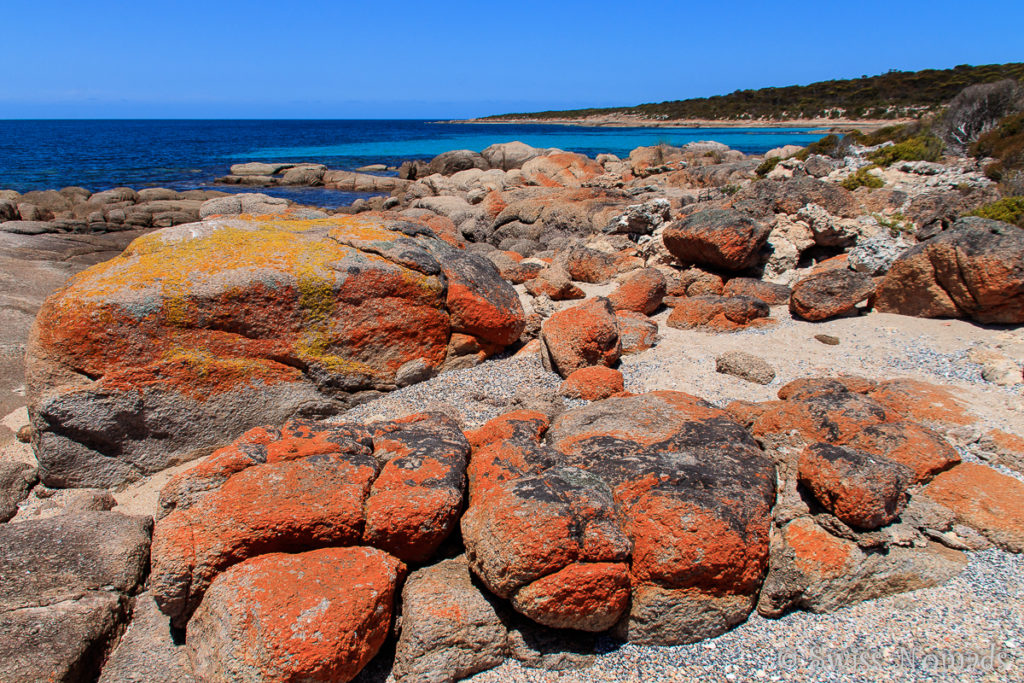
[814,334,840,345]
[15,425,32,443]
[715,351,776,385]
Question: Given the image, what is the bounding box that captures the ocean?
[0,120,824,207]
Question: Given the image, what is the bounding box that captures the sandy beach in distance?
[450,114,915,133]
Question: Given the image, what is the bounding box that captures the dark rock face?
[0,511,152,683]
[0,462,37,521]
[150,413,469,628]
[798,443,913,529]
[428,150,491,176]
[461,393,777,645]
[663,209,769,270]
[789,269,875,321]
[874,217,1024,323]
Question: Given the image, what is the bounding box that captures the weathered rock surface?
[522,153,604,188]
[461,393,776,645]
[186,547,404,683]
[392,556,596,683]
[0,511,152,683]
[873,217,1024,323]
[666,294,771,333]
[151,412,469,627]
[757,516,967,617]
[99,593,196,683]
[615,311,658,354]
[798,443,912,529]
[663,209,769,270]
[0,461,37,521]
[27,213,522,488]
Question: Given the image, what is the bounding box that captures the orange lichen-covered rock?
[524,264,585,301]
[521,152,604,188]
[26,213,522,488]
[558,366,625,401]
[921,463,1024,552]
[866,378,977,430]
[608,268,667,315]
[558,245,618,284]
[874,217,1024,324]
[186,547,404,683]
[979,429,1024,473]
[540,297,621,378]
[666,294,771,333]
[462,392,776,645]
[150,413,468,627]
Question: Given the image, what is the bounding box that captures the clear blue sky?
[2,0,1021,119]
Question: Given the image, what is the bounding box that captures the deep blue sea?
[0,120,824,207]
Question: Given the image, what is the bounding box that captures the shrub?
[756,156,781,177]
[867,134,944,166]
[938,79,1023,152]
[873,212,913,237]
[968,196,1024,227]
[971,112,1024,189]
[841,166,885,190]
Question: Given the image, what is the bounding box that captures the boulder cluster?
[4,135,1024,682]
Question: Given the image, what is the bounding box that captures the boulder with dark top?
[429,150,491,176]
[663,209,770,270]
[186,547,404,683]
[873,217,1024,324]
[731,177,858,218]
[798,443,913,529]
[26,214,523,488]
[461,393,776,645]
[540,297,621,378]
[789,269,875,321]
[150,412,469,627]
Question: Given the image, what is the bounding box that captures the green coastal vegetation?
[484,63,1024,122]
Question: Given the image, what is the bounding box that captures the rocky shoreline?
[1,107,1023,682]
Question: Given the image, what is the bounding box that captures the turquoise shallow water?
[0,119,824,206]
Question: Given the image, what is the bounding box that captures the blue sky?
[2,0,1021,118]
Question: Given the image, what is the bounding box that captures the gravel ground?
[464,549,1024,683]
